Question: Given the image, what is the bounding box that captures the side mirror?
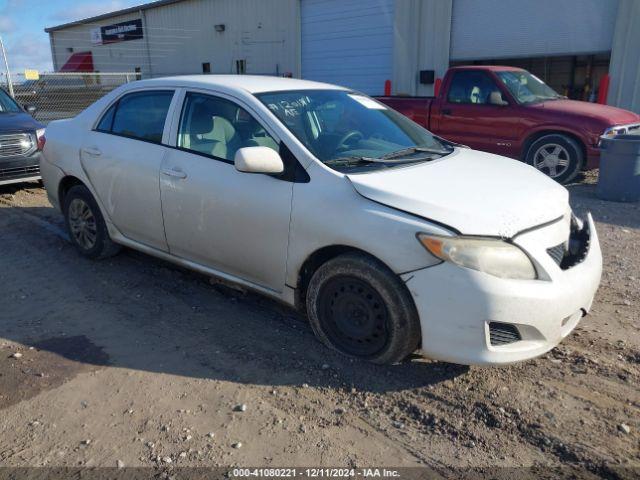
[234,146,284,174]
[489,91,508,106]
[25,105,37,115]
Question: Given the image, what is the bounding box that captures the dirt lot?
[0,173,638,478]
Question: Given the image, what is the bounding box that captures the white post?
[0,34,14,97]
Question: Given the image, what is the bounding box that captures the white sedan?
[40,75,602,365]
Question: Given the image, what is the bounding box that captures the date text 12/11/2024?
[231,468,403,478]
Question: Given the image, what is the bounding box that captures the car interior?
[178,94,279,161]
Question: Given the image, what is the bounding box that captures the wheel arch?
[58,175,87,209]
[294,244,400,312]
[521,129,587,169]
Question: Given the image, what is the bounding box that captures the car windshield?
[256,89,452,171]
[497,71,562,105]
[0,89,21,113]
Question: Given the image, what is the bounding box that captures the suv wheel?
[63,185,121,259]
[306,252,420,364]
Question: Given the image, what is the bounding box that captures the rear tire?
[63,185,121,259]
[306,252,420,365]
[525,134,583,184]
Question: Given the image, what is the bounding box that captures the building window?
[134,67,142,81]
[235,59,246,75]
[202,62,211,74]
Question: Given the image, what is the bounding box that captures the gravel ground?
[0,173,638,478]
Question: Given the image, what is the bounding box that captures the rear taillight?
[36,128,46,150]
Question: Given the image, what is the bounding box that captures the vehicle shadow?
[0,202,469,395]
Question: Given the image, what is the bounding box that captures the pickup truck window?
[256,89,451,171]
[447,71,499,105]
[496,71,562,105]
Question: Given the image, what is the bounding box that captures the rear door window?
[105,90,174,143]
[96,104,116,132]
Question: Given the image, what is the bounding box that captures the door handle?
[442,108,452,116]
[82,147,102,156]
[161,168,187,179]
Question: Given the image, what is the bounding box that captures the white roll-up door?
[301,0,394,95]
[450,0,619,61]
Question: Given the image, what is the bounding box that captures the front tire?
[525,134,583,184]
[306,252,420,365]
[63,185,121,259]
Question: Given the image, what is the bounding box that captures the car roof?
[127,75,348,94]
[449,65,526,72]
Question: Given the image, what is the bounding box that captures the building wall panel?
[49,0,299,78]
[608,0,640,113]
[301,0,395,95]
[450,0,620,61]
[393,0,452,96]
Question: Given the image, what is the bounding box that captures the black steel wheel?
[306,252,420,364]
[318,275,390,357]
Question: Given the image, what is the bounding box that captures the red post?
[597,74,610,105]
[434,77,442,97]
[384,79,391,96]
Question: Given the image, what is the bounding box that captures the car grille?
[547,243,566,266]
[489,322,522,346]
[0,165,40,181]
[547,218,591,270]
[0,133,35,158]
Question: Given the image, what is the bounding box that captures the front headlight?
[417,234,537,280]
[602,125,628,139]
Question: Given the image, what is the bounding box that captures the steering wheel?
[336,130,364,152]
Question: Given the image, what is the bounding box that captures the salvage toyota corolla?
[40,76,602,365]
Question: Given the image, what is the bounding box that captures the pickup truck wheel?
[306,252,420,365]
[525,134,583,184]
[63,185,121,259]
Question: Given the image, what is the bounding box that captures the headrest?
[190,103,213,134]
[212,116,236,142]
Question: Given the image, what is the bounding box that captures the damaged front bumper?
[403,213,602,365]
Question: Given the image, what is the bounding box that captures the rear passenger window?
[109,91,174,143]
[96,104,116,132]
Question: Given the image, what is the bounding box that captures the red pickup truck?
[377,66,640,183]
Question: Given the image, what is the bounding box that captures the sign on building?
[90,19,144,45]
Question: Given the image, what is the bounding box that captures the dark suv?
[0,88,45,186]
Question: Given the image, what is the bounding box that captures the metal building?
[46,0,301,78]
[46,0,640,112]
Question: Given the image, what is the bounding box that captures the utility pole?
[0,34,14,97]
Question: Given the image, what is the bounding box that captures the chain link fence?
[1,72,136,124]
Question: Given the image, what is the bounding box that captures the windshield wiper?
[325,155,433,167]
[380,146,452,160]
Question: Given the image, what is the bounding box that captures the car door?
[435,70,521,158]
[159,90,293,292]
[80,89,176,251]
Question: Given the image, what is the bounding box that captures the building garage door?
[450,0,619,61]
[301,0,394,95]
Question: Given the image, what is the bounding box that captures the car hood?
[0,112,43,133]
[533,99,640,126]
[346,149,569,238]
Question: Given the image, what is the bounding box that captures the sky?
[0,0,144,73]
